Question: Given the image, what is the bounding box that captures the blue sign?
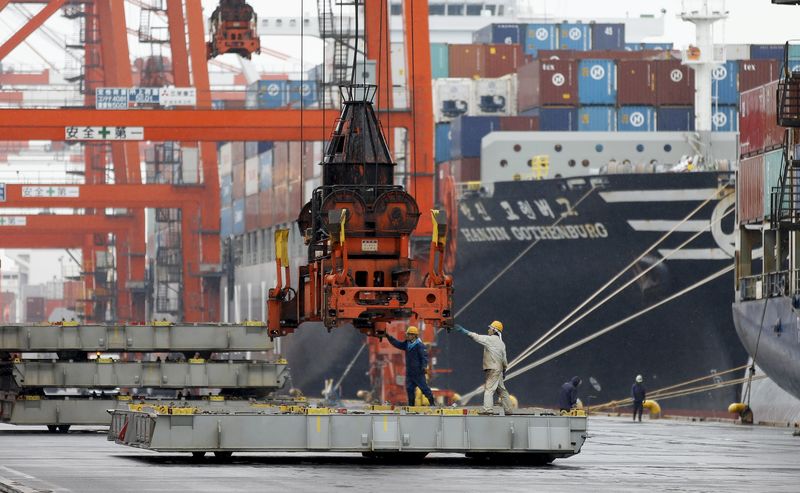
[0,183,5,202]
[129,88,160,105]
[96,88,129,109]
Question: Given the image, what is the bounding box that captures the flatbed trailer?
[109,407,588,464]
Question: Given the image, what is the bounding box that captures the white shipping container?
[724,44,751,61]
[209,72,236,86]
[391,42,407,92]
[433,78,475,122]
[219,142,232,176]
[245,155,259,196]
[473,74,517,117]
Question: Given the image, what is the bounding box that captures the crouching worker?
[454,321,514,415]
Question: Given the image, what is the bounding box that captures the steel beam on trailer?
[0,323,274,352]
[109,409,588,460]
[10,361,287,389]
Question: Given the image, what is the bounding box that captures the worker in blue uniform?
[631,374,647,422]
[559,376,582,413]
[385,326,436,406]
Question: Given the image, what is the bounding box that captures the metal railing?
[739,269,796,300]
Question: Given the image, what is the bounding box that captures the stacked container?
[473,75,517,116]
[524,24,558,57]
[577,59,616,104]
[431,43,449,78]
[448,44,524,79]
[246,80,287,109]
[517,59,578,112]
[590,24,625,51]
[433,78,473,122]
[579,106,616,131]
[618,106,656,131]
[558,23,591,51]
[472,23,525,45]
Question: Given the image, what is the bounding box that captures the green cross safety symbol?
[46,187,55,196]
[98,127,111,139]
[0,218,5,225]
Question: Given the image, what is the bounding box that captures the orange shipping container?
[232,161,245,200]
[272,183,290,224]
[738,155,764,224]
[245,194,260,231]
[258,189,274,228]
[484,44,524,78]
[273,142,289,185]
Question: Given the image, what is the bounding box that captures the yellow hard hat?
[406,326,419,335]
[489,320,504,332]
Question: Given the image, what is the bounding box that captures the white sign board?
[65,126,144,141]
[128,87,160,104]
[159,87,197,106]
[96,88,130,109]
[21,186,80,198]
[0,216,26,226]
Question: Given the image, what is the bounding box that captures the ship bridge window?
[429,4,446,15]
[636,144,645,152]
[664,144,672,152]
[448,4,464,15]
[466,5,483,15]
[482,5,497,15]
[390,4,402,15]
[595,144,604,152]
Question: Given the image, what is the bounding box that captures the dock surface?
[1,416,798,492]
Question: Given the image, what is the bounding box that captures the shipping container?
[578,106,616,131]
[764,80,783,151]
[750,44,784,60]
[231,141,244,165]
[289,180,302,217]
[451,116,500,159]
[287,80,318,108]
[655,60,694,106]
[26,296,45,323]
[590,23,625,51]
[473,23,524,44]
[246,80,287,109]
[435,122,451,164]
[711,61,739,105]
[233,198,245,235]
[739,59,779,92]
[232,160,245,199]
[449,158,482,182]
[433,78,474,122]
[558,23,591,51]
[219,142,232,175]
[498,116,540,131]
[431,43,449,78]
[272,184,289,225]
[738,154,764,224]
[617,60,656,105]
[273,142,289,185]
[617,106,656,131]
[524,24,558,57]
[473,75,517,116]
[245,155,259,196]
[245,194,259,231]
[539,107,578,131]
[711,105,738,132]
[640,42,674,51]
[724,44,751,60]
[220,206,233,237]
[577,59,616,105]
[448,44,485,78]
[258,141,273,154]
[258,189,273,228]
[484,44,524,78]
[220,174,233,206]
[259,149,273,191]
[657,106,694,131]
[765,148,784,219]
[245,141,258,159]
[739,86,766,157]
[517,59,578,111]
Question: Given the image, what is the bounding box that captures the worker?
[631,374,647,422]
[559,376,582,413]
[384,326,436,406]
[453,321,513,415]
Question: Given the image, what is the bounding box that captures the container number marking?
[361,239,378,252]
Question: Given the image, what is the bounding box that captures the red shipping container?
[763,80,784,152]
[232,161,245,199]
[258,189,274,228]
[617,60,657,105]
[655,60,694,105]
[739,59,779,92]
[517,59,577,111]
[537,49,677,61]
[739,86,765,157]
[272,184,290,224]
[231,141,245,165]
[448,44,486,78]
[245,194,260,231]
[498,116,540,131]
[450,158,482,182]
[288,142,303,182]
[485,44,524,78]
[738,155,764,224]
[289,180,303,218]
[273,142,289,185]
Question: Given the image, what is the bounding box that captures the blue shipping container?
[711,105,738,132]
[578,59,616,105]
[627,42,673,52]
[232,199,245,236]
[435,122,451,164]
[473,23,524,44]
[750,44,784,60]
[617,106,656,131]
[257,141,273,154]
[258,150,273,191]
[591,23,625,50]
[220,206,233,237]
[711,61,739,105]
[657,107,695,131]
[558,23,591,51]
[524,24,558,57]
[220,174,233,205]
[247,80,287,109]
[539,107,578,131]
[287,80,317,107]
[451,116,500,159]
[578,106,616,131]
[431,43,449,79]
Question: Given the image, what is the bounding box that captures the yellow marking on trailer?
[316,416,321,433]
[383,415,388,432]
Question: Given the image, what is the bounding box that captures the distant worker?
[454,321,513,415]
[632,374,647,422]
[559,376,582,413]
[385,326,436,406]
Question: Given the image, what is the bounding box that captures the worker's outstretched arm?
[385,334,406,350]
[454,324,493,346]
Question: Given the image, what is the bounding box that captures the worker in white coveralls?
[454,320,514,415]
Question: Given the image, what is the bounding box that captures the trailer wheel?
[191,451,206,460]
[57,425,71,433]
[214,451,233,460]
[47,425,58,432]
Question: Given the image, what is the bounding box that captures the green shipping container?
[764,148,784,217]
[431,43,449,79]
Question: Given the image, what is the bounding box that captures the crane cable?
[457,263,734,404]
[507,183,733,370]
[509,199,734,370]
[743,297,770,407]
